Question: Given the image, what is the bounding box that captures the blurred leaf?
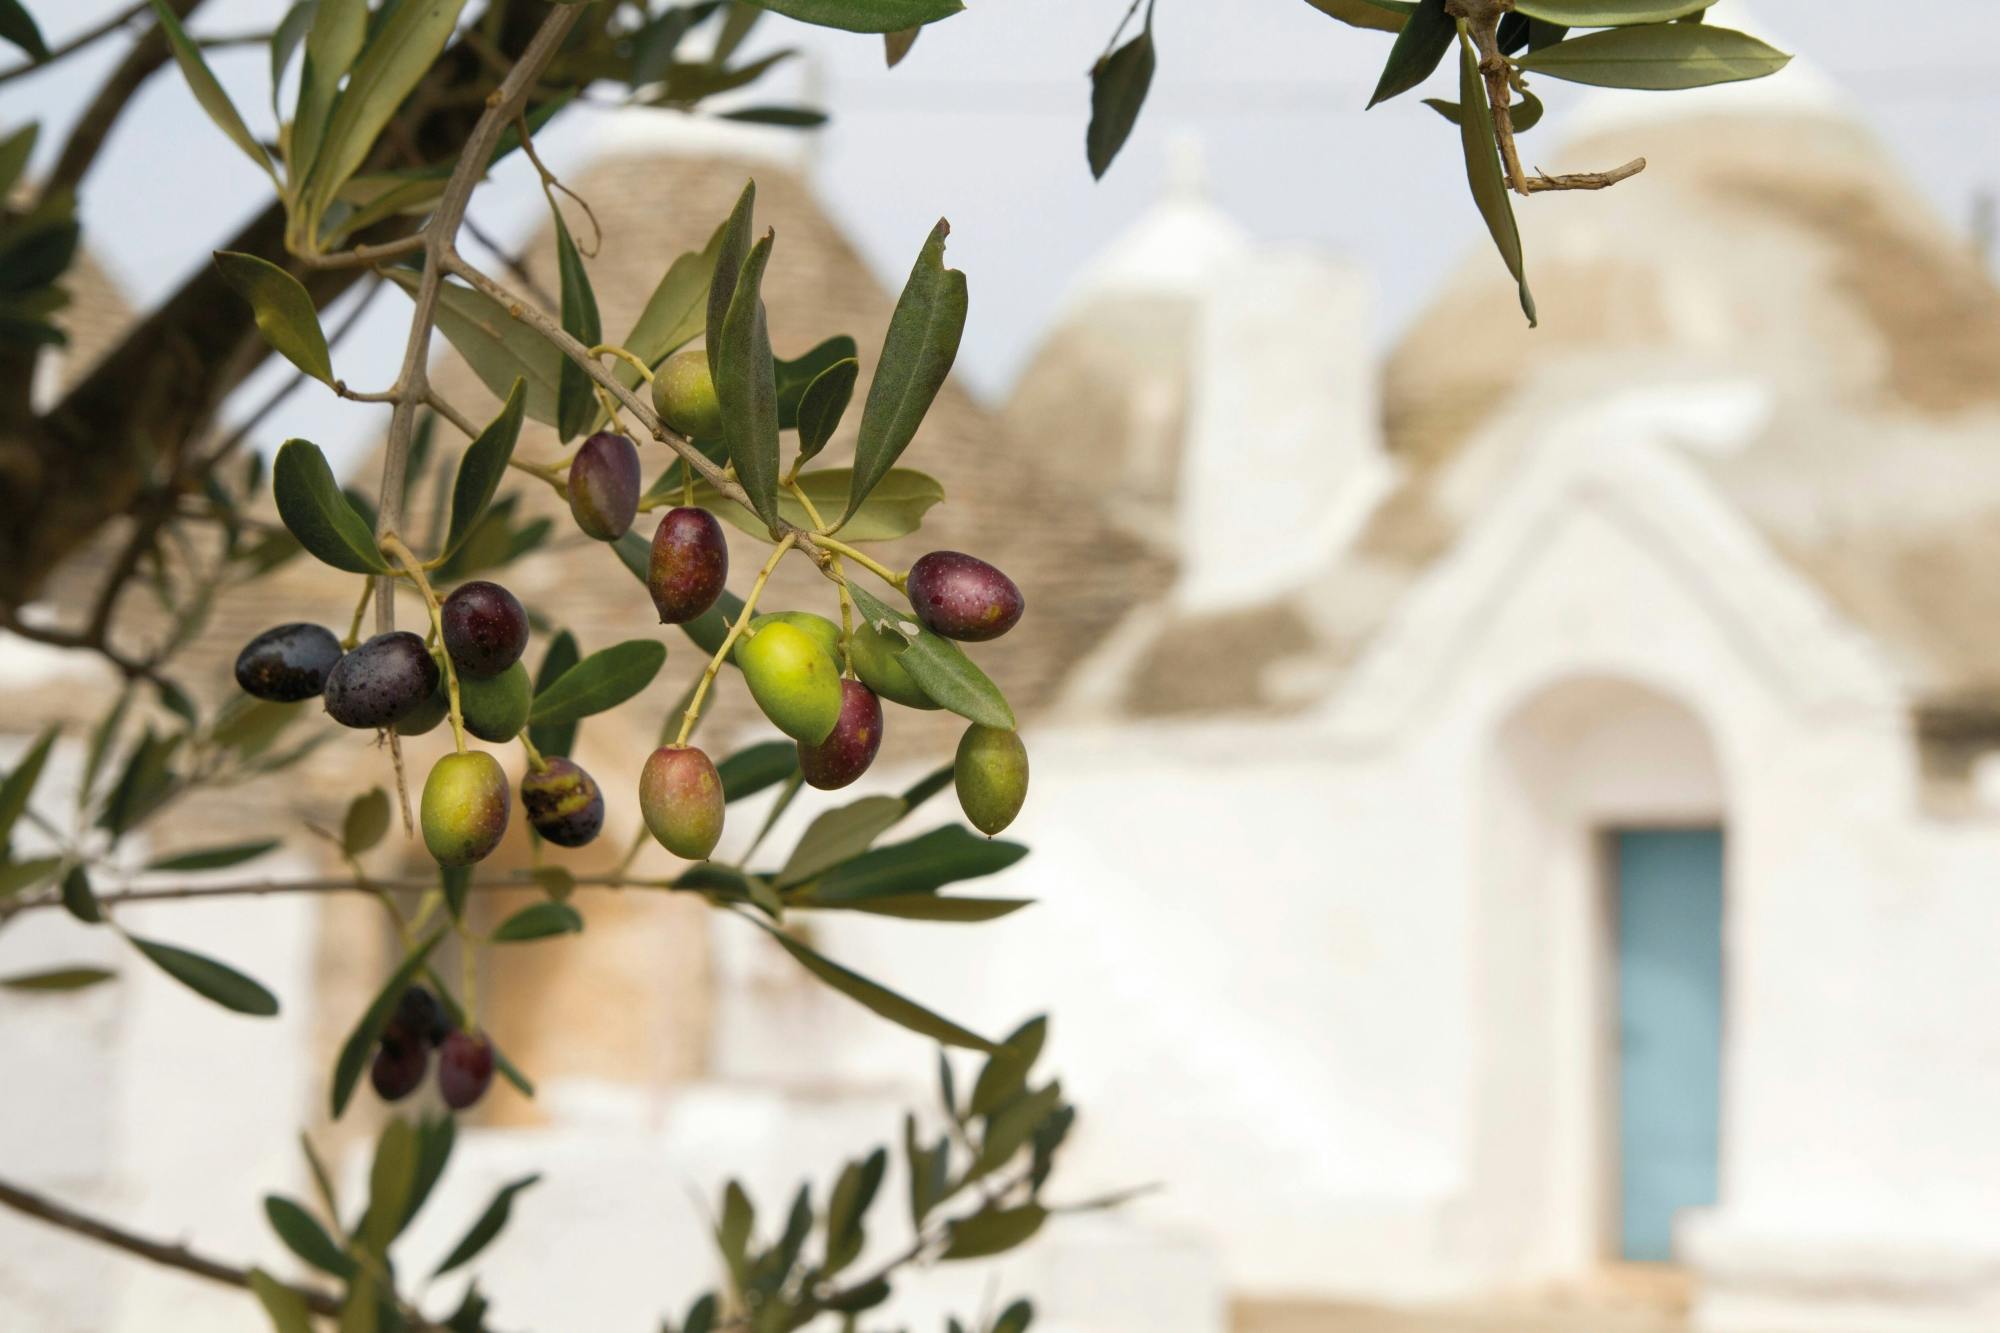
[804,826,1026,904]
[147,840,280,872]
[716,232,781,528]
[530,866,574,901]
[145,0,274,179]
[0,856,62,898]
[808,893,1033,922]
[903,763,952,811]
[0,0,46,60]
[130,936,279,1016]
[248,1268,315,1333]
[718,741,800,802]
[491,901,584,942]
[402,1112,457,1236]
[746,0,963,34]
[972,1082,1063,1176]
[717,1179,754,1292]
[552,204,602,442]
[331,929,448,1118]
[748,917,997,1051]
[528,630,582,757]
[1423,86,1543,133]
[849,586,1014,729]
[529,639,667,727]
[214,252,334,385]
[1301,0,1410,32]
[824,1147,886,1275]
[884,25,919,64]
[795,357,858,463]
[358,1117,418,1256]
[96,730,182,836]
[695,467,941,543]
[0,965,114,992]
[0,123,37,202]
[971,1015,1047,1114]
[1453,29,1536,327]
[719,104,826,127]
[1366,0,1453,106]
[940,1204,1046,1260]
[1515,21,1789,87]
[845,221,965,522]
[0,723,56,854]
[385,272,563,424]
[993,1299,1035,1333]
[443,378,527,561]
[1086,3,1155,179]
[904,1112,950,1227]
[290,0,367,191]
[343,788,392,857]
[1514,0,1710,23]
[264,1196,356,1278]
[274,439,390,574]
[775,794,906,887]
[58,865,100,924]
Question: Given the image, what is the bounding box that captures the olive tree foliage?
[0,0,1783,1329]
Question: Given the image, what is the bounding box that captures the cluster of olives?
[369,984,494,1110]
[233,577,607,870]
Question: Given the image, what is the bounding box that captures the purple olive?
[371,1034,428,1102]
[440,581,528,679]
[648,507,729,624]
[568,431,641,541]
[438,1030,495,1110]
[324,631,440,729]
[521,757,605,848]
[905,551,1024,642]
[392,986,452,1048]
[799,680,884,791]
[234,622,343,702]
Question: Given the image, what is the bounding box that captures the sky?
[5,0,1999,470]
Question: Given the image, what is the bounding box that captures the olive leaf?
[716,231,782,528]
[129,936,280,1017]
[799,826,1027,904]
[717,741,801,802]
[694,467,941,542]
[1301,0,1411,32]
[775,794,908,888]
[705,180,758,382]
[845,220,965,523]
[263,1196,356,1278]
[357,1117,418,1257]
[848,585,1015,730]
[0,0,48,61]
[1086,1,1156,180]
[746,0,964,34]
[145,0,276,181]
[776,335,858,428]
[807,894,1033,922]
[529,640,668,728]
[434,1175,542,1277]
[528,630,583,758]
[273,439,391,573]
[145,840,280,872]
[1514,21,1790,88]
[492,901,584,942]
[940,1204,1046,1260]
[592,224,724,430]
[796,357,859,462]
[0,124,36,201]
[385,271,564,424]
[1424,87,1544,134]
[0,723,57,853]
[1453,28,1536,327]
[971,1015,1047,1114]
[747,915,999,1051]
[552,203,602,443]
[247,1269,314,1333]
[342,788,391,857]
[1366,0,1454,107]
[1513,0,1711,24]
[884,26,920,65]
[0,965,115,991]
[289,0,367,193]
[443,378,527,562]
[213,252,334,386]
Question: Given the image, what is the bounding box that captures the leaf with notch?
[146,0,274,180]
[1454,29,1535,327]
[716,231,781,528]
[1086,3,1155,179]
[331,928,448,1117]
[845,220,965,522]
[795,358,858,464]
[747,916,997,1051]
[529,640,667,728]
[130,936,279,1016]
[848,585,1014,729]
[443,379,527,562]
[552,205,602,442]
[213,252,334,385]
[1366,0,1453,107]
[274,440,389,573]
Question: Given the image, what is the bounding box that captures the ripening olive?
[370,1034,428,1102]
[324,631,440,729]
[906,551,1025,642]
[799,680,883,791]
[421,750,511,867]
[954,724,1028,836]
[639,745,724,861]
[569,431,641,541]
[457,661,532,743]
[521,757,605,848]
[849,623,939,711]
[652,347,723,440]
[437,1030,495,1110]
[648,507,729,624]
[440,581,528,679]
[735,610,840,667]
[234,622,343,702]
[737,621,842,745]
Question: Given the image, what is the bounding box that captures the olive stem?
[813,535,905,591]
[674,533,797,748]
[518,732,547,773]
[343,578,375,650]
[382,533,467,756]
[588,343,656,384]
[786,480,855,673]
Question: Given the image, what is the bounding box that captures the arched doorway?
[1465,675,1729,1281]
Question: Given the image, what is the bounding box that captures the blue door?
[1614,829,1724,1263]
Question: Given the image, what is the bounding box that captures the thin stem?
[297,234,427,271]
[675,534,796,747]
[383,535,465,754]
[589,343,656,384]
[813,535,905,591]
[519,732,547,772]
[344,577,375,649]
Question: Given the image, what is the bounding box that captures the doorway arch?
[1461,674,1730,1281]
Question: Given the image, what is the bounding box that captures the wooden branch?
[1524,157,1648,193]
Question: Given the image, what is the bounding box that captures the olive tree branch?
[0,872,693,923]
